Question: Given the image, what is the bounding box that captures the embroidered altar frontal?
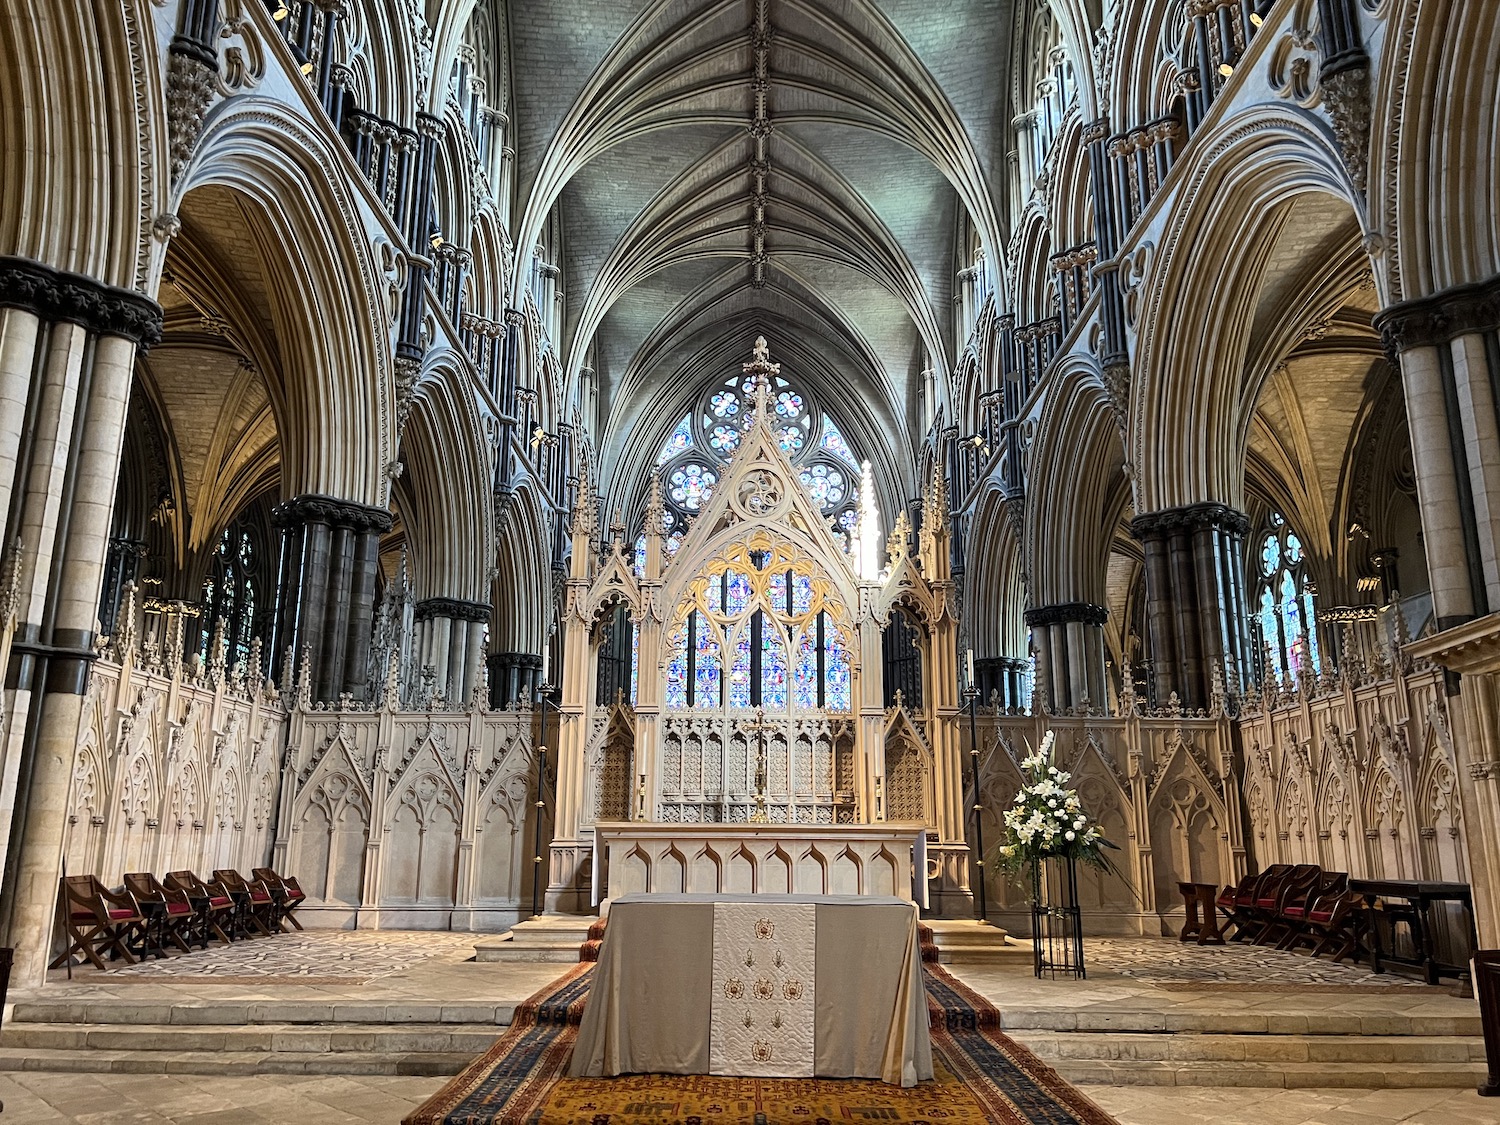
[569,893,933,1086]
[403,956,1119,1125]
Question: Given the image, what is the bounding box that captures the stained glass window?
[665,629,690,709]
[761,626,789,709]
[777,425,804,453]
[710,390,740,417]
[798,463,846,510]
[633,536,646,577]
[825,628,852,711]
[791,573,813,615]
[669,462,716,509]
[820,415,858,467]
[629,619,639,706]
[1256,513,1321,686]
[728,627,753,709]
[694,617,722,707]
[710,424,741,453]
[725,571,753,616]
[793,629,820,710]
[657,416,693,464]
[775,390,803,418]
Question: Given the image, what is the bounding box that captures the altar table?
[569,893,934,1087]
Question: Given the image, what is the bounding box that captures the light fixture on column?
[1249,12,1263,26]
[1219,63,1234,77]
[301,60,314,75]
[272,0,290,20]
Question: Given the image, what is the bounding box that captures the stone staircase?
[923,919,1029,965]
[0,994,523,1077]
[472,914,596,963]
[1004,1006,1488,1089]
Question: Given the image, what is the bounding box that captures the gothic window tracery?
[663,544,853,714]
[1255,512,1322,685]
[638,370,863,574]
[199,523,263,667]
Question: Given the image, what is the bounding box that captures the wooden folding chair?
[124,872,198,953]
[165,870,237,944]
[253,867,307,931]
[1277,871,1349,952]
[214,870,278,936]
[49,876,142,971]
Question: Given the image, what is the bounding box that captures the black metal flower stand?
[1030,853,1085,979]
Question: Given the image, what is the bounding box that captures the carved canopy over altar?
[547,339,973,914]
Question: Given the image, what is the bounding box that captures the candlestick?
[966,648,975,689]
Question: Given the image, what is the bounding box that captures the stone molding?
[1024,601,1109,627]
[271,493,395,533]
[1130,501,1251,539]
[414,597,492,624]
[0,256,163,349]
[1375,273,1500,357]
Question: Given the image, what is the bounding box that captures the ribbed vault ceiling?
[504,0,1011,507]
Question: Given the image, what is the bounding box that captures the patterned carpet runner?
[407,923,1116,1125]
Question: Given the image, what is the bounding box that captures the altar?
[570,892,934,1086]
[591,822,929,907]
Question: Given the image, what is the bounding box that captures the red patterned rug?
[405,925,1116,1125]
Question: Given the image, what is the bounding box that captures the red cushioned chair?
[1251,864,1320,946]
[1215,873,1261,941]
[124,872,198,954]
[1277,870,1348,952]
[1222,864,1291,943]
[214,869,279,936]
[165,870,237,944]
[50,876,142,971]
[253,867,307,931]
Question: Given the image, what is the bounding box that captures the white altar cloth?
[569,893,934,1087]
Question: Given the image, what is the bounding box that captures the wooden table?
[1348,878,1477,985]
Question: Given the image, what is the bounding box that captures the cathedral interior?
[3,0,1500,1121]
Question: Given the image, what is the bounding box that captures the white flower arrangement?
[993,730,1118,874]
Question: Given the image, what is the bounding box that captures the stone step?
[1048,1058,1490,1089]
[1009,1031,1486,1065]
[997,1008,1484,1036]
[0,1045,476,1078]
[0,1022,505,1056]
[473,914,595,963]
[10,998,521,1026]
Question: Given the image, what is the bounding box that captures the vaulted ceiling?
[503,0,1013,507]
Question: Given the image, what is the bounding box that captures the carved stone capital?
[1024,601,1109,628]
[1374,272,1500,356]
[414,597,492,624]
[272,494,395,534]
[1130,501,1251,540]
[0,256,163,349]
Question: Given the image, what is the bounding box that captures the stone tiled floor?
[98,929,482,982]
[1082,937,1429,988]
[0,1072,1495,1123]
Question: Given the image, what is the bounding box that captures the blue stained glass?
[726,571,753,615]
[633,536,646,577]
[824,634,852,711]
[669,463,716,509]
[1260,588,1284,682]
[1286,533,1304,564]
[820,415,858,467]
[1303,586,1321,674]
[710,424,741,453]
[710,391,740,417]
[666,531,683,556]
[793,630,819,710]
[775,391,803,418]
[1261,535,1280,576]
[630,619,639,706]
[791,574,813,615]
[777,425,804,453]
[728,629,753,709]
[665,631,690,709]
[769,572,787,609]
[705,575,723,614]
[798,464,845,509]
[657,416,693,465]
[695,624,722,707]
[838,508,858,531]
[762,627,788,709]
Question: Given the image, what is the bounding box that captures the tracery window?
[199,525,260,667]
[637,370,862,574]
[663,543,852,714]
[1255,512,1322,684]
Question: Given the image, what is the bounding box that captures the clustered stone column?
[0,256,162,985]
[1023,602,1108,713]
[974,656,1030,710]
[411,597,490,706]
[486,651,543,708]
[1375,275,1500,629]
[270,495,392,702]
[1130,502,1253,711]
